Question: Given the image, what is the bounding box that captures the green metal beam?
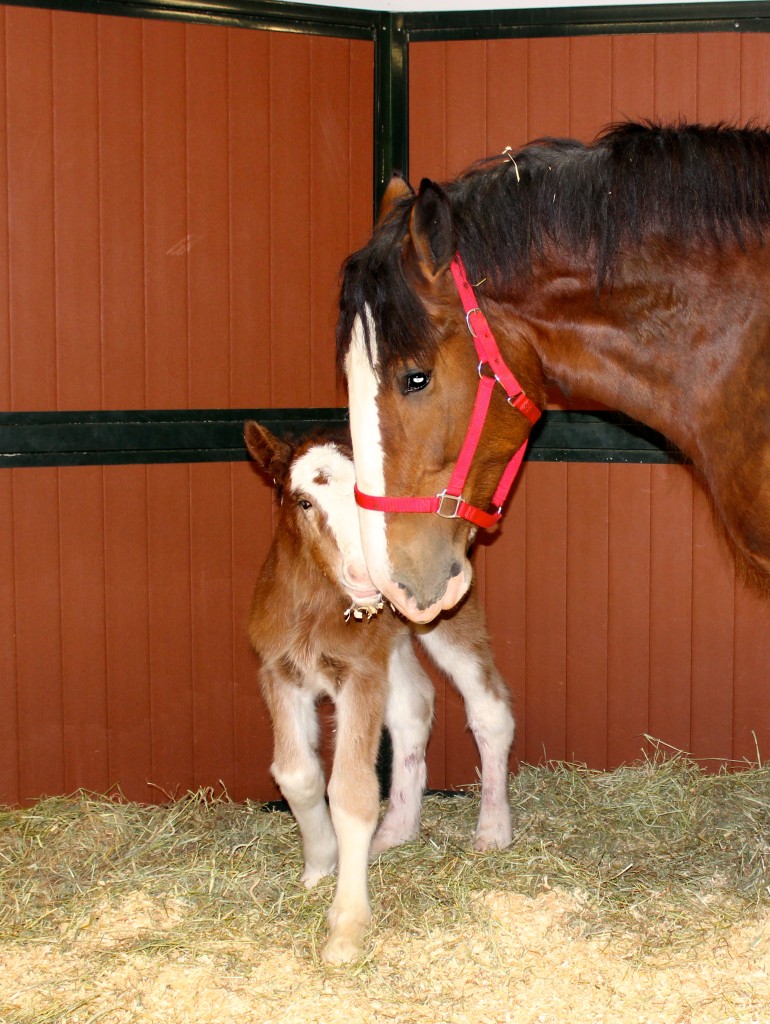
[0,409,684,467]
[403,2,770,41]
[373,12,409,215]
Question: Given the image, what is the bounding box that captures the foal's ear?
[244,420,293,492]
[377,171,414,225]
[409,179,454,282]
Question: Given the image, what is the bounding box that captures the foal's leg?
[261,668,338,887]
[416,594,514,851]
[323,673,386,964]
[371,633,434,855]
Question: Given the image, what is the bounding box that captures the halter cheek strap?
[354,252,541,529]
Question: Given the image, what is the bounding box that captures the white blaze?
[344,310,393,595]
[289,442,377,601]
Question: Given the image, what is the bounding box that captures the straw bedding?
[2,754,770,1023]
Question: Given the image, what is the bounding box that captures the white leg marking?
[320,679,382,964]
[372,634,434,855]
[323,806,375,964]
[270,685,338,886]
[417,626,514,851]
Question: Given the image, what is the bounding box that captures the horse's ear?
[244,420,293,493]
[377,171,414,225]
[409,179,454,282]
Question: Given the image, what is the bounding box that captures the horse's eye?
[403,370,432,394]
[297,498,312,511]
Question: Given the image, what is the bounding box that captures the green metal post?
[373,13,409,218]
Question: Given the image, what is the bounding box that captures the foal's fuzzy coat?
[246,421,514,963]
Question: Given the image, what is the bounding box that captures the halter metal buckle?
[465,307,482,337]
[435,490,463,519]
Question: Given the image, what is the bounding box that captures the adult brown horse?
[337,121,770,623]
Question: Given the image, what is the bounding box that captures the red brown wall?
[3,14,770,806]
[409,33,770,787]
[0,6,373,805]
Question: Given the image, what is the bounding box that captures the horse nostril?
[449,560,462,579]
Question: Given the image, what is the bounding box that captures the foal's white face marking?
[344,311,395,601]
[289,442,379,603]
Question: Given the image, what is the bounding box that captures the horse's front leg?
[323,672,386,964]
[417,594,514,851]
[261,667,338,887]
[371,632,434,855]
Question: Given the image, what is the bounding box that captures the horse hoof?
[321,932,366,964]
[473,828,512,852]
[301,863,335,889]
[370,826,417,857]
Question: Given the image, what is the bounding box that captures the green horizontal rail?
[0,408,685,467]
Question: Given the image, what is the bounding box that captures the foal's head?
[245,421,381,608]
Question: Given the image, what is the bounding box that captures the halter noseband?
[354,253,541,530]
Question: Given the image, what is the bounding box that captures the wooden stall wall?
[409,33,770,788]
[0,6,373,805]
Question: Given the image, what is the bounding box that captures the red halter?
[354,253,541,530]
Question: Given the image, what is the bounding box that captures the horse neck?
[505,244,768,463]
[261,527,345,625]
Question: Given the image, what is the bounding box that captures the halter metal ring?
[465,307,482,337]
[435,490,463,519]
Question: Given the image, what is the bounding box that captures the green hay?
[2,751,769,961]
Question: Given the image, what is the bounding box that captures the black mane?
[337,121,770,371]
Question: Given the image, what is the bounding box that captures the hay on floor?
[2,751,770,1023]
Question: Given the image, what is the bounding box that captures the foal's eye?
[297,498,312,511]
[402,369,432,394]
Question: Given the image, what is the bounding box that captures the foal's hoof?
[473,824,513,852]
[321,909,370,964]
[301,863,335,889]
[370,825,418,857]
[321,932,366,964]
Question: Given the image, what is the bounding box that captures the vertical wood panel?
[565,464,609,765]
[524,464,568,763]
[270,32,311,407]
[740,33,770,119]
[52,14,101,411]
[446,40,487,175]
[486,39,529,155]
[606,465,652,766]
[654,34,698,122]
[190,463,236,790]
[648,465,693,753]
[143,20,189,409]
[0,10,8,410]
[527,38,570,139]
[187,24,231,409]
[310,37,354,404]
[347,39,375,253]
[610,34,655,121]
[409,41,446,181]
[59,468,109,793]
[733,584,770,763]
[13,470,64,800]
[98,16,146,408]
[697,33,741,123]
[690,487,735,764]
[103,467,153,800]
[569,36,613,141]
[146,464,194,799]
[228,29,271,410]
[0,473,19,805]
[6,7,56,411]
